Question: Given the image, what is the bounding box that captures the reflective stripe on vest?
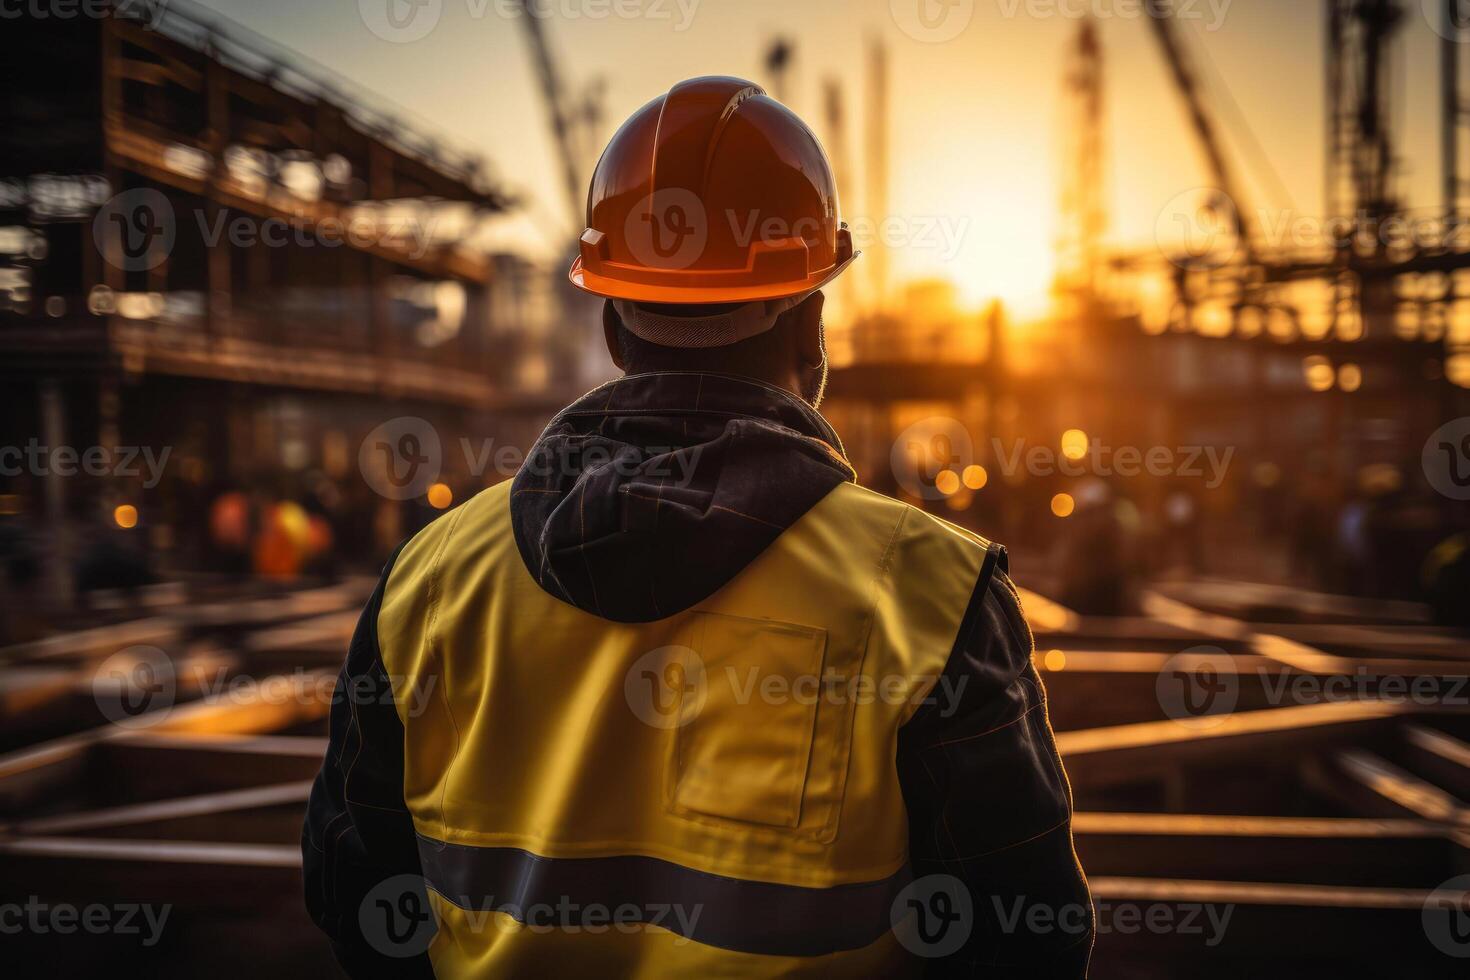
[378,479,992,975]
[417,836,910,956]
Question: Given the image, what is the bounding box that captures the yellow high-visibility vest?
[377,477,994,976]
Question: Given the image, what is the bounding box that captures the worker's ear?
[794,291,825,368]
[602,300,626,371]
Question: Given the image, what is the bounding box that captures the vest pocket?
[668,611,827,829]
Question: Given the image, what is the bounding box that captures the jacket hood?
[510,372,854,623]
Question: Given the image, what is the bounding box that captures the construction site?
[3,0,1470,975]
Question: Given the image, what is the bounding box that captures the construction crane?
[515,0,603,229]
[1141,0,1258,261]
[1057,18,1107,293]
[1327,0,1404,231]
[1071,0,1470,349]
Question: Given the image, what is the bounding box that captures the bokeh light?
[427,482,454,509]
[1061,429,1089,462]
[1303,355,1335,392]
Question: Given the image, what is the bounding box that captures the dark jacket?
[303,372,1093,977]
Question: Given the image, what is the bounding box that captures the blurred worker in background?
[305,76,1091,977]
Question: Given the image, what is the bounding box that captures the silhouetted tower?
[1058,18,1107,294]
[765,37,794,104]
[1440,2,1470,394]
[1325,0,1405,341]
[823,77,859,324]
[1326,0,1404,235]
[865,36,890,312]
[823,79,856,221]
[1441,0,1470,221]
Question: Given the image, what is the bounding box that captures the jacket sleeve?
[897,556,1094,978]
[302,543,435,978]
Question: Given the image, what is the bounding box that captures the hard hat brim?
[568,252,859,306]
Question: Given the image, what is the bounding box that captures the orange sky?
[196,0,1453,318]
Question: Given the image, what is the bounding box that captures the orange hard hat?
[569,76,857,306]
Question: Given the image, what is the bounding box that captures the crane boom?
[1142,0,1255,258]
[516,1,586,227]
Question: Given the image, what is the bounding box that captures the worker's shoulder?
[828,481,998,555]
[390,480,512,581]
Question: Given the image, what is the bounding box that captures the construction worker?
[304,76,1092,977]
